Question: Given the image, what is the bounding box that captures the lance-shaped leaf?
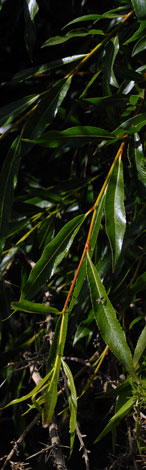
[105,155,126,269]
[102,36,119,88]
[133,325,146,369]
[21,78,72,154]
[0,137,21,251]
[43,313,68,426]
[94,396,136,443]
[113,113,146,137]
[42,28,104,47]
[11,299,61,315]
[134,133,146,186]
[26,0,39,22]
[21,214,85,300]
[131,0,146,19]
[0,94,39,128]
[86,252,136,378]
[22,126,113,149]
[62,360,77,456]
[68,194,105,314]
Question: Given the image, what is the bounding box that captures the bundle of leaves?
[0,0,146,469]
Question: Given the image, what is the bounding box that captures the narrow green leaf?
[124,21,146,44]
[63,8,128,28]
[0,137,21,251]
[22,126,113,149]
[25,0,39,22]
[86,253,136,378]
[21,78,72,153]
[68,194,105,314]
[62,360,77,456]
[105,156,126,269]
[22,214,85,300]
[94,396,136,443]
[113,113,146,136]
[9,55,85,85]
[43,313,68,426]
[102,36,119,88]
[1,370,52,410]
[131,272,146,294]
[134,133,146,186]
[133,325,146,368]
[11,299,61,315]
[0,94,39,128]
[0,247,18,275]
[42,28,104,47]
[132,35,146,55]
[131,0,146,19]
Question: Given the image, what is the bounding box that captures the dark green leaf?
[132,35,146,55]
[21,214,86,300]
[0,137,21,251]
[0,94,39,128]
[42,28,104,47]
[22,126,113,149]
[11,299,61,315]
[134,133,146,186]
[94,396,136,443]
[113,113,146,136]
[102,36,119,88]
[131,0,146,19]
[62,360,77,456]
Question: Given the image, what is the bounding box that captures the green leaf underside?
[11,299,61,315]
[133,325,146,368]
[86,253,136,378]
[62,360,77,456]
[94,396,136,443]
[105,156,126,269]
[22,214,85,300]
[22,126,113,148]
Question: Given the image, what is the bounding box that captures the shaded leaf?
[63,8,128,28]
[132,35,146,55]
[42,28,104,47]
[62,360,77,456]
[134,133,146,186]
[133,325,146,368]
[0,94,39,128]
[22,126,113,149]
[131,0,146,19]
[21,78,72,154]
[0,137,21,251]
[102,36,119,88]
[113,113,146,136]
[94,396,136,443]
[86,253,136,378]
[105,155,126,269]
[21,214,86,300]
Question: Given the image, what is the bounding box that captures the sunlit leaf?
[105,155,126,269]
[25,0,39,22]
[86,253,136,378]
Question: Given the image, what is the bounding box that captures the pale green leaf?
[94,396,136,443]
[11,299,61,315]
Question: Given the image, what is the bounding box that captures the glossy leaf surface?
[105,156,126,269]
[86,253,136,378]
[131,0,146,19]
[23,126,113,148]
[22,214,85,300]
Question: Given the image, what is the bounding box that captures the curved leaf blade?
[0,94,39,128]
[134,133,146,186]
[86,253,136,378]
[131,0,146,19]
[62,360,77,456]
[22,214,85,300]
[105,155,126,269]
[94,396,136,443]
[133,325,146,368]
